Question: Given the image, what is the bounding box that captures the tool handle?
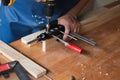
[13,62,31,80]
[0,64,10,72]
[66,43,82,54]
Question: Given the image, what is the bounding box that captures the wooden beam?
[0,40,46,78]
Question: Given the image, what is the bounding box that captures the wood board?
[0,40,46,78]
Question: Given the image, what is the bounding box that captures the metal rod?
[70,32,96,46]
[59,31,78,40]
[51,35,68,46]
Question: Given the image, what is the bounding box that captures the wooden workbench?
[0,4,120,80]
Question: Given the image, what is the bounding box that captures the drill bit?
[46,18,51,33]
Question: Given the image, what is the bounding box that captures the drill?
[2,0,55,32]
[43,0,55,33]
[1,0,15,6]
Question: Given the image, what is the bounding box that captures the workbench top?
[0,4,120,80]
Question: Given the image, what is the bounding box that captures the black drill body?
[44,0,55,18]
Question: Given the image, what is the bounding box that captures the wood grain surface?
[0,4,120,80]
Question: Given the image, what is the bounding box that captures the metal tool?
[52,35,82,54]
[70,32,96,46]
[27,22,64,44]
[0,61,31,80]
[54,28,78,41]
[44,0,55,33]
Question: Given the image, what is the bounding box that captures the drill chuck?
[44,0,55,18]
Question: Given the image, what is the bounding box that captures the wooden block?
[21,29,45,45]
[0,40,46,78]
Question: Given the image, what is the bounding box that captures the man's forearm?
[67,0,90,16]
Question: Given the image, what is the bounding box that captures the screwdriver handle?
[66,43,82,54]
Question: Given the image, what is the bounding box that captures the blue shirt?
[0,0,79,43]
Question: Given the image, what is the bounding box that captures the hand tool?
[26,20,96,53]
[52,35,82,54]
[0,61,31,80]
[27,21,65,44]
[70,32,96,46]
[55,28,78,41]
[0,62,9,78]
[26,23,82,53]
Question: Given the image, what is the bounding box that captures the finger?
[77,25,80,33]
[73,24,77,33]
[74,23,80,33]
[77,23,81,33]
[63,25,70,40]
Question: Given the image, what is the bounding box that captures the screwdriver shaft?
[52,35,82,54]
[60,31,77,40]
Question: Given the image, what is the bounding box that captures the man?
[0,0,89,43]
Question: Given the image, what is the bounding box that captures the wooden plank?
[0,40,46,78]
[21,29,45,45]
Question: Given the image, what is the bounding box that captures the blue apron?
[0,0,79,43]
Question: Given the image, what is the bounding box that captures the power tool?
[43,0,55,33]
[1,0,15,6]
[1,0,55,32]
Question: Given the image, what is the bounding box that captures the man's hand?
[58,13,80,41]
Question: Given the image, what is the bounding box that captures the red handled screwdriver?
[0,61,30,80]
[52,35,82,54]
